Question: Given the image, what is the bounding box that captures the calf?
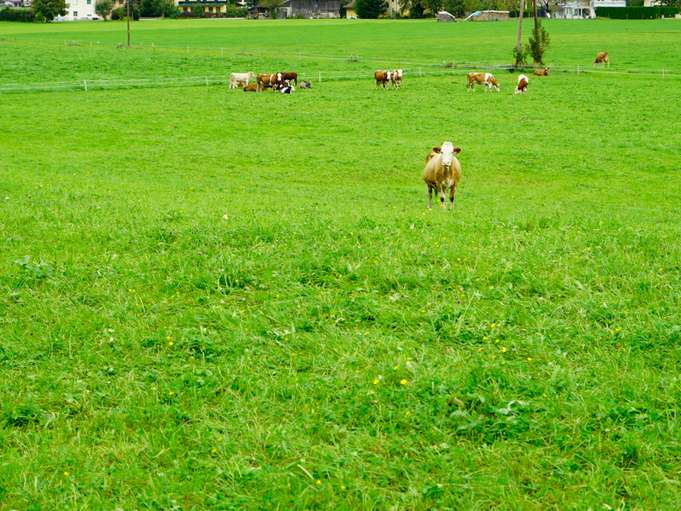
[299,80,312,89]
[515,74,529,94]
[467,72,500,92]
[423,142,463,209]
[533,67,549,76]
[243,83,258,92]
[594,51,609,66]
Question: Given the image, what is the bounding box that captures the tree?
[31,0,66,21]
[95,0,113,19]
[259,0,284,17]
[356,0,387,18]
[513,0,526,68]
[527,0,549,64]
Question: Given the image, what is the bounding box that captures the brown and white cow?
[278,71,298,85]
[533,67,549,76]
[594,52,609,66]
[374,70,392,88]
[423,141,462,209]
[390,69,404,88]
[467,72,500,92]
[256,73,283,92]
[515,74,529,94]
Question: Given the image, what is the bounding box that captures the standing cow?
[390,69,404,88]
[256,73,283,92]
[467,72,500,92]
[374,70,392,88]
[229,72,254,89]
[278,71,298,85]
[515,74,529,94]
[594,52,609,66]
[423,141,463,209]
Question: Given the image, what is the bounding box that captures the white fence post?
[318,71,321,83]
[83,80,88,92]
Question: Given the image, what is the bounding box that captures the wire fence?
[1,36,680,94]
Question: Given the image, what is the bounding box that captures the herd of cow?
[227,51,609,208]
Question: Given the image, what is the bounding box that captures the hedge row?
[0,7,36,22]
[595,6,679,19]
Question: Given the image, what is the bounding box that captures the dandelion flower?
[167,341,174,347]
[527,357,533,362]
[500,346,508,353]
[372,378,380,385]
[483,335,489,341]
[63,471,70,477]
[400,379,409,386]
[315,479,322,486]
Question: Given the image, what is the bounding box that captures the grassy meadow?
[1,17,681,510]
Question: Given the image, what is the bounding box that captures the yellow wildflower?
[372,378,380,385]
[400,379,409,386]
[500,346,508,353]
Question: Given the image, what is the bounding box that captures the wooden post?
[515,0,525,68]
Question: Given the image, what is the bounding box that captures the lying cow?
[467,72,500,92]
[391,69,404,88]
[299,80,312,89]
[515,74,529,94]
[594,51,609,66]
[243,83,258,92]
[423,141,462,209]
[280,81,295,94]
[533,67,549,76]
[374,70,392,88]
[229,72,254,89]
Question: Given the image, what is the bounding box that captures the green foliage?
[512,43,527,67]
[527,21,550,65]
[95,0,114,19]
[596,6,679,17]
[0,7,36,21]
[356,0,387,18]
[111,3,141,19]
[30,0,66,21]
[1,19,681,510]
[141,0,178,17]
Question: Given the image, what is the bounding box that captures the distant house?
[56,0,97,20]
[555,0,626,18]
[256,0,341,18]
[178,0,246,17]
[344,0,356,18]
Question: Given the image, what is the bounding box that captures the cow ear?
[432,146,441,153]
[453,147,462,154]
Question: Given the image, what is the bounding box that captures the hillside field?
[1,18,681,510]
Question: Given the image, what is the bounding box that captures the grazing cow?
[243,83,258,92]
[515,74,529,94]
[229,72,254,89]
[278,71,298,85]
[467,72,500,92]
[533,67,549,76]
[300,80,312,89]
[256,73,283,91]
[390,69,404,88]
[423,141,462,209]
[594,51,609,66]
[374,70,392,88]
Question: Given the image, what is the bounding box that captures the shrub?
[111,4,141,19]
[595,6,679,18]
[355,0,386,18]
[0,7,35,21]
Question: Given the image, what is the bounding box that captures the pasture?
[1,18,681,510]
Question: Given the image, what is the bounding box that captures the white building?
[56,0,98,20]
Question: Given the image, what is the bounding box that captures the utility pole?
[126,0,131,48]
[515,0,525,68]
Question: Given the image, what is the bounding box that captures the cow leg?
[449,185,456,209]
[427,186,433,209]
[438,186,446,209]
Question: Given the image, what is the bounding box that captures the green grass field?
[1,17,681,510]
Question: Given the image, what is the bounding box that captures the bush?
[595,6,679,18]
[0,7,35,21]
[111,4,141,19]
[355,0,386,18]
[226,5,248,17]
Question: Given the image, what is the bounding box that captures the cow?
[423,141,462,209]
[467,72,500,92]
[594,51,609,66]
[243,83,258,92]
[533,67,549,76]
[256,73,283,92]
[299,80,312,89]
[390,69,404,88]
[515,74,529,94]
[278,71,298,85]
[229,72,254,90]
[280,81,295,94]
[374,70,392,88]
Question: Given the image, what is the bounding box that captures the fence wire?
[1,36,680,94]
